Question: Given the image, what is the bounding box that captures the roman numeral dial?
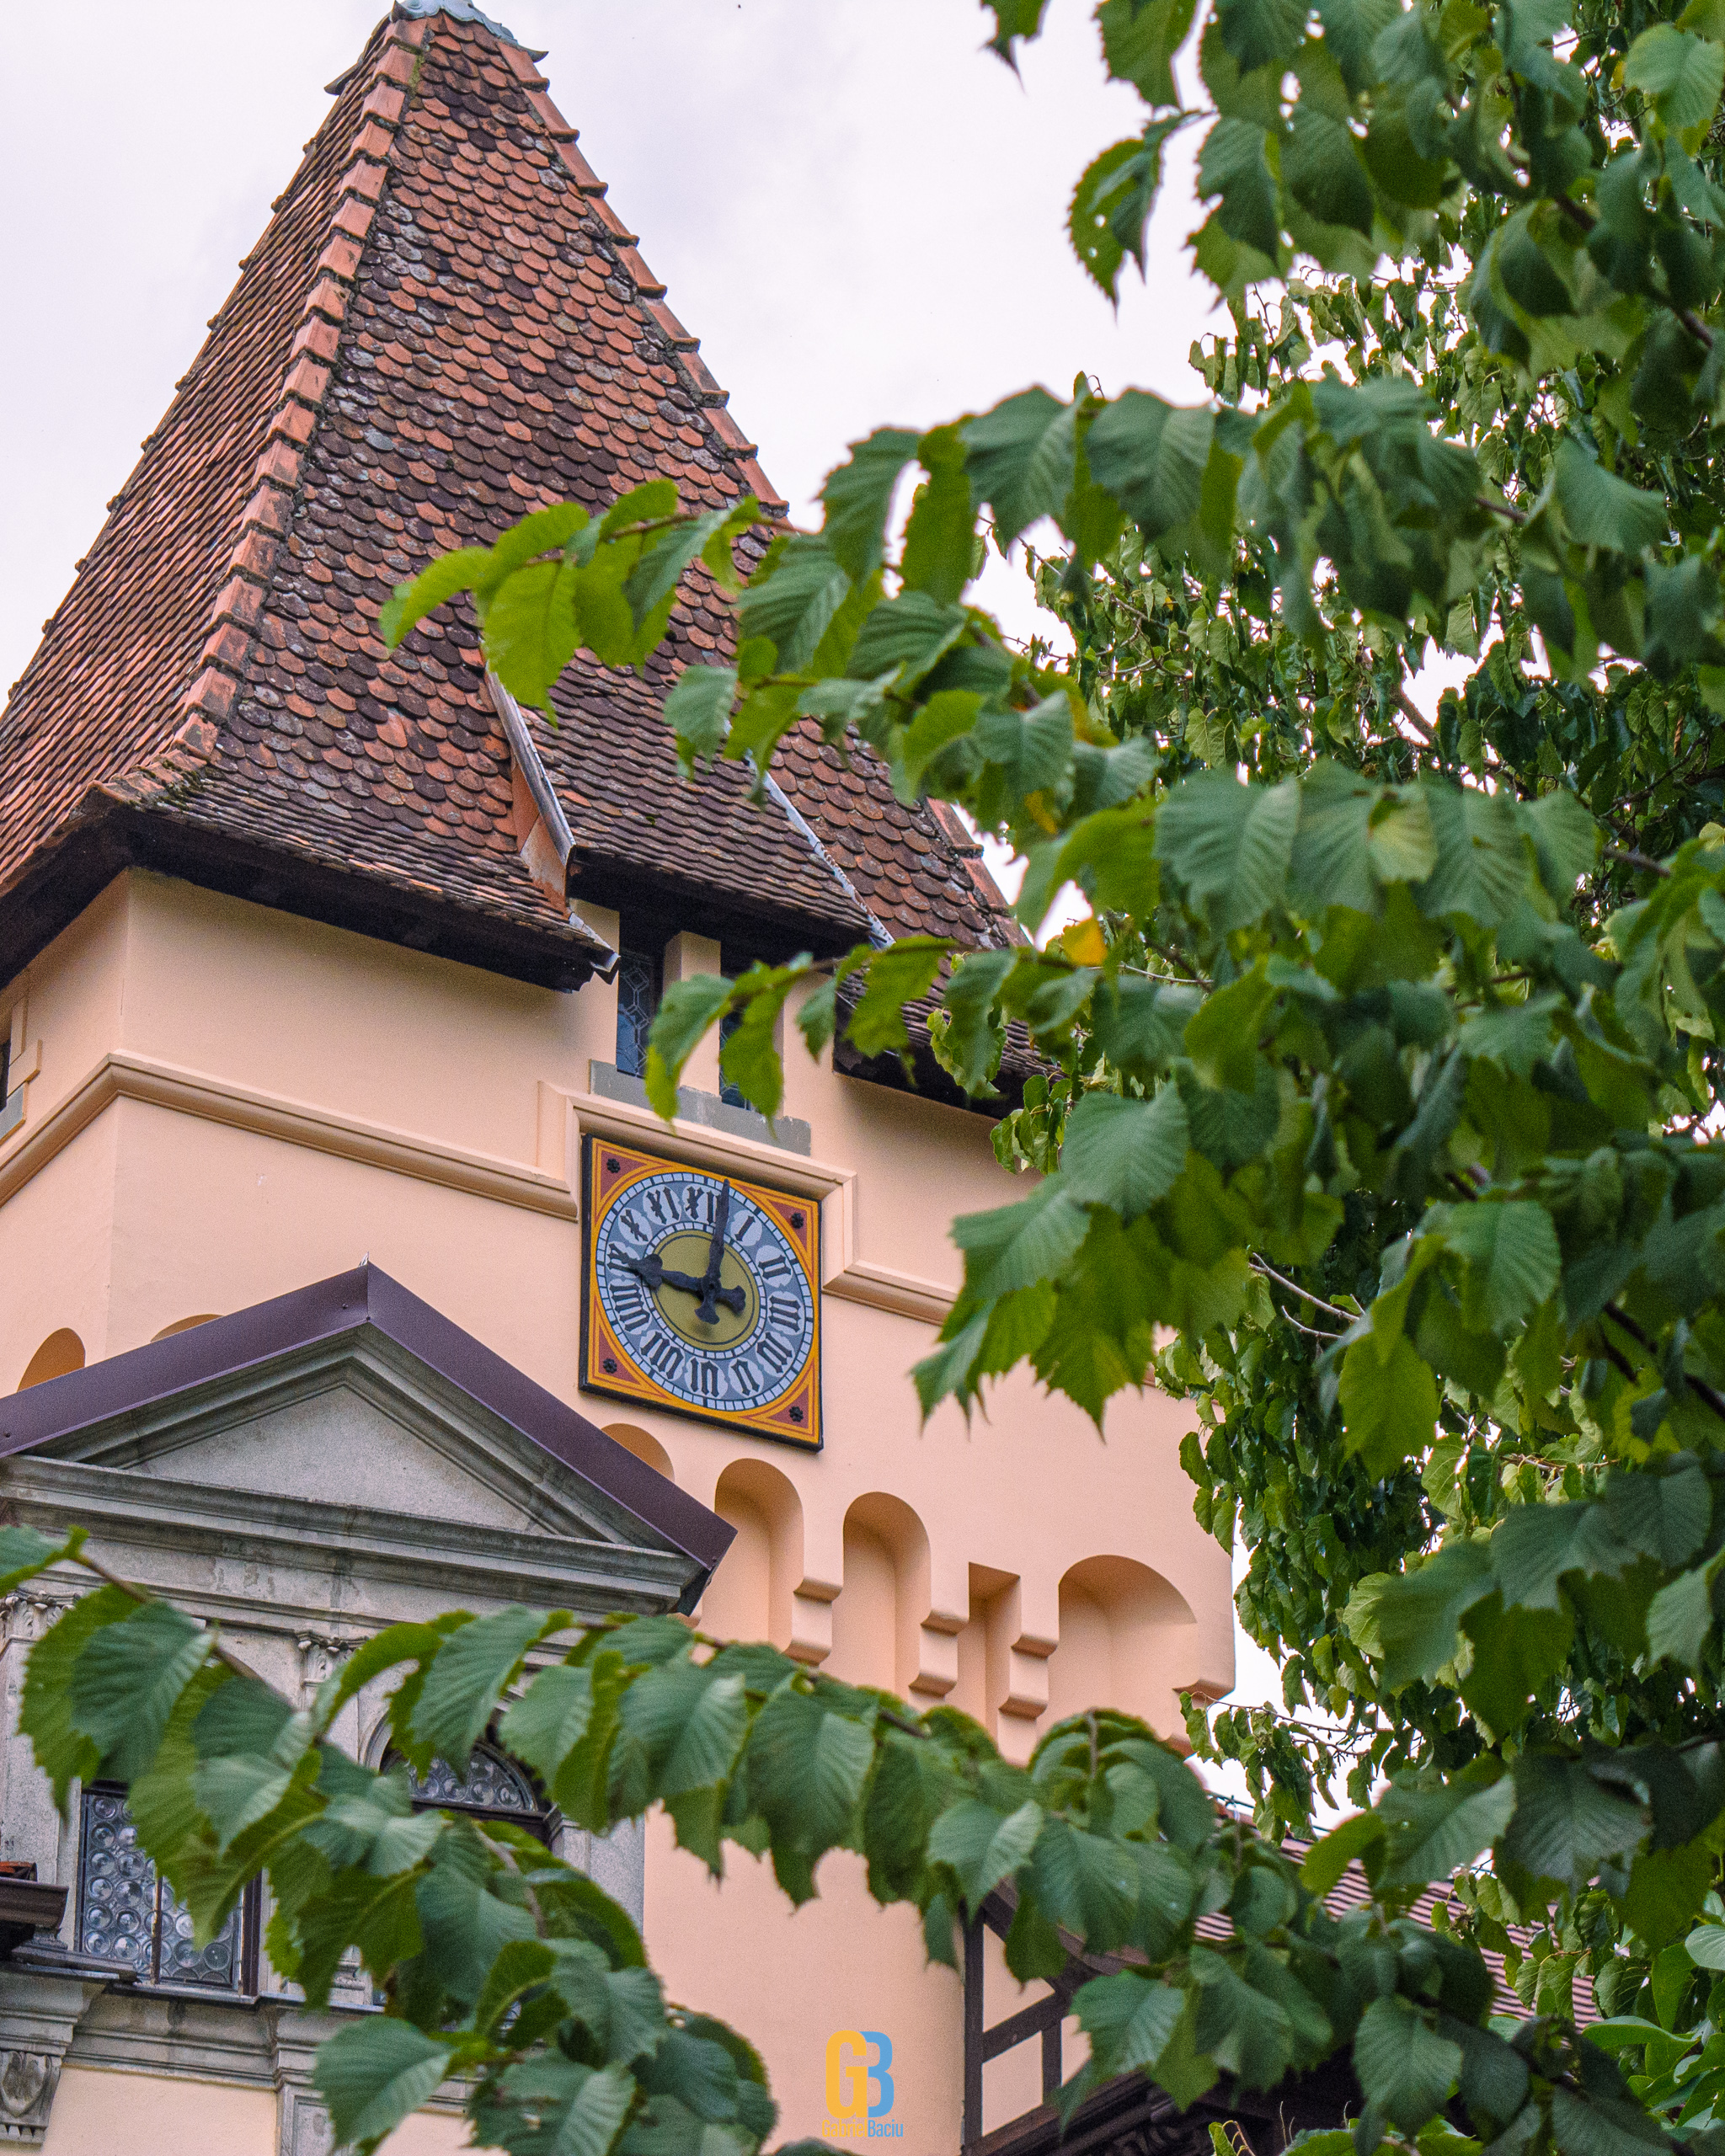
[580,1138,820,1449]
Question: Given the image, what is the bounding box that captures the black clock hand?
[697,1182,733,1325]
[617,1252,745,1313]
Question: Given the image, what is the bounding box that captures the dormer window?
[615,947,660,1079]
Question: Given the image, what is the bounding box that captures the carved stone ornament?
[0,2050,55,2145]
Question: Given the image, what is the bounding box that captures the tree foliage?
[24,0,1725,2146]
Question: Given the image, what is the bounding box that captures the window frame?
[76,1782,261,1997]
[614,946,661,1081]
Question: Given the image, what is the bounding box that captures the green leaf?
[664,664,737,771]
[1503,1755,1648,1890]
[1060,1089,1190,1221]
[964,389,1077,550]
[22,1587,155,1812]
[379,546,492,645]
[1354,1998,1462,2133]
[843,938,949,1061]
[735,535,852,673]
[1625,25,1725,146]
[953,1183,1092,1301]
[1437,1202,1561,1333]
[846,590,970,688]
[900,427,979,606]
[1647,1559,1722,1668]
[1686,1924,1725,1971]
[1069,127,1182,298]
[645,975,735,1119]
[1302,1811,1386,1895]
[623,502,748,627]
[1214,0,1308,72]
[599,480,678,538]
[1087,392,1216,542]
[745,1691,875,1881]
[1338,1331,1439,1478]
[1074,1972,1187,2076]
[618,1662,747,1799]
[930,950,1014,1097]
[1375,1769,1519,1886]
[1099,0,1197,102]
[1552,441,1669,556]
[1284,104,1374,236]
[1196,117,1281,259]
[1551,2086,1672,2156]
[983,0,1053,62]
[409,1606,562,1774]
[0,1524,83,1594]
[483,558,578,713]
[1418,782,1530,927]
[1375,1540,1494,1689]
[821,429,921,582]
[928,1797,1043,1911]
[1156,771,1300,931]
[69,1600,212,1785]
[316,2019,453,2154]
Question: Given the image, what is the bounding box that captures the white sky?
[0,1,1316,1769]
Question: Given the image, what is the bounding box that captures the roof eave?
[0,801,611,997]
[0,1262,734,1593]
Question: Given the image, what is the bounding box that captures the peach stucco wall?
[0,869,1234,2148]
[40,2065,469,2154]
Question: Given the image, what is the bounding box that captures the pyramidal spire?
[0,8,1011,992]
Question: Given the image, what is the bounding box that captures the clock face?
[579,1137,820,1448]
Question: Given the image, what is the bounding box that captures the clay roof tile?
[0,2,1011,989]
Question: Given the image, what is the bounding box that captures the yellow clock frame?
[579,1135,822,1449]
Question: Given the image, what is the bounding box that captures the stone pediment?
[0,1265,731,1621]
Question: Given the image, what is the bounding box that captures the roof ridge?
[490,40,787,515]
[104,19,430,814]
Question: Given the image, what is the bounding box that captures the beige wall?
[40,2066,468,2155]
[0,869,1235,2147]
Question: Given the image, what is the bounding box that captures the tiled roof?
[0,3,1014,990]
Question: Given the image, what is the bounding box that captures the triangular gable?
[0,1264,732,1609]
[0,4,1012,990]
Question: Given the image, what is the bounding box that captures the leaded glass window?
[616,948,660,1078]
[77,1786,252,1991]
[400,1748,541,1817]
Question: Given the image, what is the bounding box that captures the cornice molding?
[0,1052,961,1325]
[0,1049,578,1219]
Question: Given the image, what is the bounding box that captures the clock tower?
[0,4,1236,2149]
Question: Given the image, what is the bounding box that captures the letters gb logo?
[825,2030,894,2127]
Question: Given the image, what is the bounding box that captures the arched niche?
[701,1457,802,1649]
[152,1315,220,1342]
[1047,1555,1196,1736]
[604,1422,675,1482]
[18,1329,84,1391]
[831,1492,931,1696]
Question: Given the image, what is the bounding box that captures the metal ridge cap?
[393,0,527,46]
[485,671,621,980]
[758,766,893,951]
[487,670,576,865]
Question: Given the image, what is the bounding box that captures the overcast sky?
[0,0,1226,691]
[0,0,1302,1760]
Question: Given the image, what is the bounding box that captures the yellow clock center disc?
[649,1233,761,1350]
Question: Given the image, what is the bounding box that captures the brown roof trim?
[0,807,611,999]
[0,1263,734,1602]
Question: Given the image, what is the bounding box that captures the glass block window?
[400,1748,542,1818]
[77,1786,251,1991]
[615,947,660,1079]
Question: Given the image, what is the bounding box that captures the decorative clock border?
[542,1082,958,1326]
